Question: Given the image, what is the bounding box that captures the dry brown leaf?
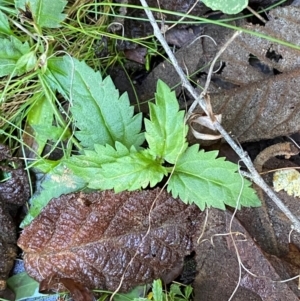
[0,144,30,206]
[18,189,201,293]
[193,209,300,301]
[189,6,300,143]
[191,68,300,143]
[283,243,300,268]
[218,5,300,85]
[0,144,30,290]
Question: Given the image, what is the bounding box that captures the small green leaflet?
[26,92,54,155]
[201,0,248,14]
[20,161,87,227]
[31,124,70,142]
[45,56,144,149]
[152,279,163,301]
[15,0,67,28]
[145,80,188,164]
[77,142,131,166]
[169,283,193,300]
[168,144,261,210]
[114,285,148,301]
[0,36,30,77]
[15,50,37,73]
[7,272,56,300]
[0,9,12,35]
[89,149,167,192]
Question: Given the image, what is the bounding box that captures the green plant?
[5,0,297,300]
[201,0,248,14]
[0,0,260,227]
[134,279,193,301]
[6,272,59,300]
[7,273,192,301]
[19,54,260,226]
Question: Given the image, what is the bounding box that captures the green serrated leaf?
[152,279,163,301]
[169,283,184,297]
[145,80,188,164]
[81,142,130,165]
[15,0,67,28]
[167,145,261,210]
[0,10,12,35]
[184,285,193,299]
[0,36,30,77]
[21,142,132,227]
[202,0,248,14]
[7,272,55,300]
[45,56,144,149]
[89,149,167,192]
[20,161,87,227]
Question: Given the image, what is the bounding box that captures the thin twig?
[247,5,267,24]
[139,0,300,232]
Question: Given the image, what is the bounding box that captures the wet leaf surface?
[18,188,201,294]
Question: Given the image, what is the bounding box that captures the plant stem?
[139,0,300,232]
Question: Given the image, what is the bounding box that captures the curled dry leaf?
[189,113,222,141]
[18,188,201,294]
[0,144,30,206]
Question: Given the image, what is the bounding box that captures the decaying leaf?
[193,67,300,143]
[191,5,300,143]
[273,169,300,197]
[18,188,201,294]
[0,206,17,291]
[0,144,30,292]
[218,5,300,83]
[193,209,300,300]
[0,144,30,206]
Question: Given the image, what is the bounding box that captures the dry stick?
[139,0,300,233]
[246,5,267,24]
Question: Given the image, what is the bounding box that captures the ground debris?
[0,144,29,298]
[193,209,300,301]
